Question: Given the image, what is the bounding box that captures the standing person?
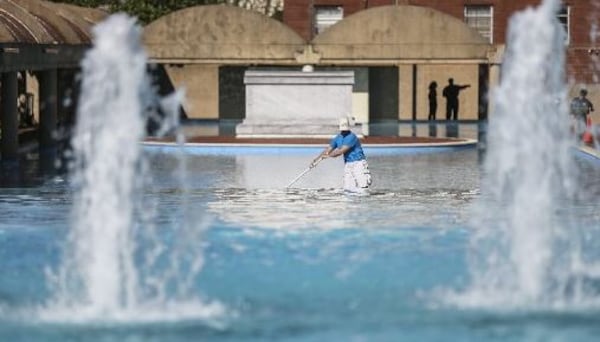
[311,117,372,192]
[442,78,470,120]
[570,88,594,141]
[428,81,438,120]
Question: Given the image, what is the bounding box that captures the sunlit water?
[0,148,599,341]
[444,0,600,310]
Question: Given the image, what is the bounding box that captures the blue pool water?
[3,0,598,338]
[0,146,599,341]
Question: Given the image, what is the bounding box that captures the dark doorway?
[478,64,489,120]
[219,66,246,120]
[368,66,398,122]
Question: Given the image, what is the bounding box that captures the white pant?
[344,160,372,192]
[572,115,587,138]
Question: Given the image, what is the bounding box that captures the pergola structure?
[0,0,107,160]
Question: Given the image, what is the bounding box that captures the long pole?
[286,157,324,188]
[286,167,312,188]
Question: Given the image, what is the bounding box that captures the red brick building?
[283,0,598,84]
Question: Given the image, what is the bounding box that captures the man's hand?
[310,156,324,169]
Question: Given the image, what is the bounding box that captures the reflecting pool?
[0,146,599,341]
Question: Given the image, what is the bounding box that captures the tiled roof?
[0,0,107,44]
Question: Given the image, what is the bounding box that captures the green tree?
[112,0,225,24]
[55,0,108,7]
[50,0,282,24]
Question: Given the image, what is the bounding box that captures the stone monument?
[236,69,359,137]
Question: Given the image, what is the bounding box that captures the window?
[556,5,570,44]
[314,6,343,36]
[464,5,493,44]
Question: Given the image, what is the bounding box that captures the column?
[397,64,414,121]
[39,69,58,152]
[1,72,18,160]
[488,63,501,119]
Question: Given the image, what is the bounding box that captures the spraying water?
[448,0,600,309]
[41,14,225,323]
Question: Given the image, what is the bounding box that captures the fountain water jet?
[446,0,600,309]
[39,14,225,323]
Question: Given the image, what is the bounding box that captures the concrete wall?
[311,6,490,62]
[164,64,219,119]
[416,64,479,120]
[284,0,597,83]
[143,5,492,123]
[143,5,305,64]
[350,67,368,124]
[398,65,413,120]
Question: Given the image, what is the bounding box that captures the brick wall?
[282,0,313,40]
[283,0,600,83]
[568,49,600,84]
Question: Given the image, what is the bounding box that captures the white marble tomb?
[236,69,360,137]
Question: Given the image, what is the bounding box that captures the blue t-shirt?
[330,132,366,163]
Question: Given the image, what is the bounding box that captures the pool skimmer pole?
[286,157,324,188]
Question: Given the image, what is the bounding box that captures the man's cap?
[339,117,350,131]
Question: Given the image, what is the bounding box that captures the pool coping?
[578,145,600,161]
[142,138,478,149]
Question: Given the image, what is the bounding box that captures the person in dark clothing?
[442,78,470,120]
[570,88,594,140]
[428,81,437,120]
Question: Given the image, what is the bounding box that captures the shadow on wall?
[441,78,470,121]
[428,81,438,121]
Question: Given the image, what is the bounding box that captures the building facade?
[144,5,493,126]
[143,1,600,127]
[3,1,597,159]
[283,0,597,83]
[283,0,600,125]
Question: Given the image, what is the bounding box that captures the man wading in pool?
[311,117,372,192]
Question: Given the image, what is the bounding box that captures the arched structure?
[141,4,495,124]
[143,5,306,64]
[311,5,490,63]
[305,6,494,124]
[143,5,307,122]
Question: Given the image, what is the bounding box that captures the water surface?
[0,147,599,341]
